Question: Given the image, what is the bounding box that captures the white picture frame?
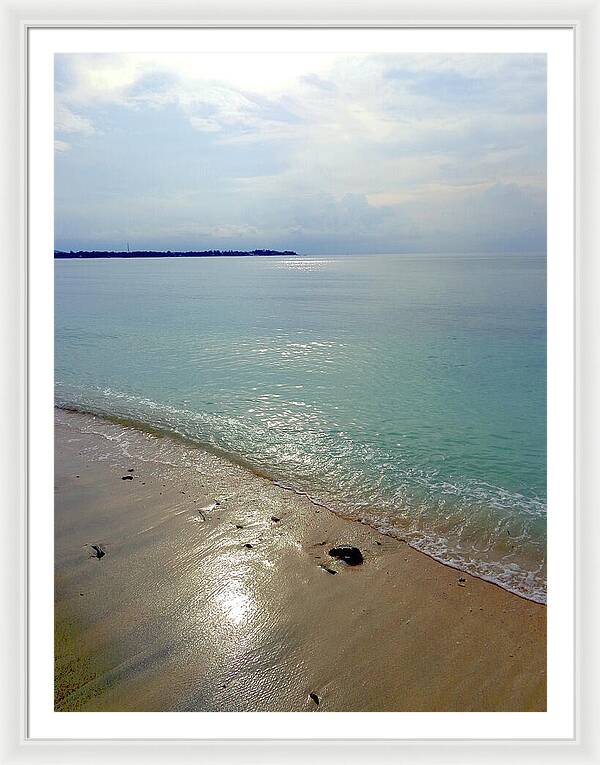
[1,0,598,762]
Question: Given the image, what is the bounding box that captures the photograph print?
[54,49,547,712]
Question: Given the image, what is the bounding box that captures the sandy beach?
[55,408,546,712]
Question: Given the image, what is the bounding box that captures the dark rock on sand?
[127,468,134,473]
[271,516,281,522]
[328,546,363,565]
[121,475,133,481]
[244,543,253,549]
[90,544,105,559]
[309,692,320,705]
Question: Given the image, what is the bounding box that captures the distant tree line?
[54,249,299,259]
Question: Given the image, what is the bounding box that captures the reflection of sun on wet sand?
[54,408,546,712]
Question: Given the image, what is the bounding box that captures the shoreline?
[55,407,546,712]
[55,402,546,605]
[54,249,299,259]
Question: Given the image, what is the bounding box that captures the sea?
[55,253,547,602]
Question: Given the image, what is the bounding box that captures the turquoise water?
[55,254,547,601]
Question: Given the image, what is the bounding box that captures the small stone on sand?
[328,545,363,566]
[90,544,105,559]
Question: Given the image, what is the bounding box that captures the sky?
[54,52,546,254]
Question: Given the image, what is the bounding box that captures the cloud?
[54,52,546,253]
[55,103,96,135]
[54,53,337,139]
[301,73,337,92]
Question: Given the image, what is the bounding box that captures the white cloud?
[55,103,96,135]
[54,52,547,253]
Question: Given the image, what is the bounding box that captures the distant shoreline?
[54,249,299,259]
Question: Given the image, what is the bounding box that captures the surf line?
[272,479,332,511]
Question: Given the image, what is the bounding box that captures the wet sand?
[55,408,546,712]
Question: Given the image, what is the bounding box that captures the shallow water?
[55,253,546,601]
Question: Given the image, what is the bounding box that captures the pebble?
[328,546,364,566]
